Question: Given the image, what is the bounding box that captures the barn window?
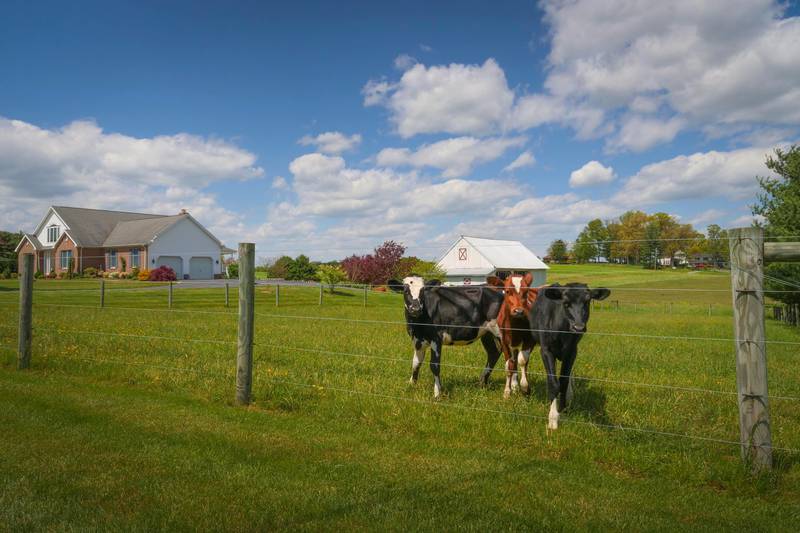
[458,247,467,261]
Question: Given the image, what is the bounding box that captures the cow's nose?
[512,308,524,317]
[572,323,586,333]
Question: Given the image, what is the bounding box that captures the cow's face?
[489,274,537,318]
[388,276,440,318]
[544,283,610,333]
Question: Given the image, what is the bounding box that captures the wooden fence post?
[363,284,368,307]
[100,279,105,308]
[225,282,230,308]
[729,226,772,471]
[236,243,255,405]
[275,283,280,307]
[319,283,323,305]
[168,281,173,309]
[17,254,33,370]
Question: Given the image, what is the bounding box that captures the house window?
[60,250,73,270]
[47,225,59,243]
[109,250,117,269]
[131,249,140,268]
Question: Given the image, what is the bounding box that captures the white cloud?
[375,136,525,178]
[298,131,362,154]
[503,150,535,172]
[687,208,728,228]
[365,2,800,150]
[0,116,263,240]
[271,176,288,189]
[615,145,780,204]
[540,0,800,139]
[365,59,515,138]
[569,161,616,188]
[606,115,685,152]
[394,54,417,70]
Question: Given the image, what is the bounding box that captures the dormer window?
[47,225,59,243]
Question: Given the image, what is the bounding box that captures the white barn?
[436,236,549,287]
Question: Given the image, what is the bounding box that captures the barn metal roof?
[444,236,549,272]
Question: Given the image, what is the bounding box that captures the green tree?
[286,255,317,281]
[640,220,662,269]
[548,239,568,263]
[585,218,610,260]
[316,264,348,292]
[0,230,23,273]
[268,255,293,278]
[752,144,800,305]
[705,224,729,267]
[571,231,595,263]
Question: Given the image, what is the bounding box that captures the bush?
[137,268,151,281]
[120,256,127,273]
[227,262,239,279]
[130,267,140,280]
[316,264,347,292]
[83,267,98,278]
[34,270,43,279]
[0,271,6,280]
[149,265,176,281]
[108,271,119,279]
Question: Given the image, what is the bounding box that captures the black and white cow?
[528,282,610,430]
[388,276,504,397]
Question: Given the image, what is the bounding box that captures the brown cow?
[487,274,539,398]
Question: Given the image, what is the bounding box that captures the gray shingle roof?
[21,233,43,250]
[102,214,186,247]
[53,206,166,247]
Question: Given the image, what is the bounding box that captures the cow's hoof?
[503,389,511,399]
[409,376,417,385]
[547,419,559,431]
[520,383,530,395]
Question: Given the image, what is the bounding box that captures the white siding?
[147,218,222,276]
[437,237,494,272]
[36,211,66,246]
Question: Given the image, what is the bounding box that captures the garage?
[156,256,183,279]
[189,256,213,280]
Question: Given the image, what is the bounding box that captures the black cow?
[388,276,504,398]
[528,282,610,430]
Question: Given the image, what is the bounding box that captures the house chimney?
[180,208,187,215]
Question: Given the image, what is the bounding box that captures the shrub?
[83,267,98,278]
[34,270,43,279]
[149,265,176,281]
[130,267,140,280]
[0,271,6,280]
[10,272,17,279]
[226,262,239,279]
[120,256,127,273]
[137,268,151,281]
[108,271,119,279]
[1,267,10,279]
[316,264,347,293]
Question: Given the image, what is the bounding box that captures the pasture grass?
[1,265,799,530]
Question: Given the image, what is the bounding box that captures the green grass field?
[1,264,799,530]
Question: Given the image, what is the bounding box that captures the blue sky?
[1,0,799,260]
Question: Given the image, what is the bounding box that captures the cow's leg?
[541,347,560,430]
[410,339,427,384]
[517,347,532,394]
[430,340,443,398]
[558,351,577,411]
[510,347,520,394]
[479,334,501,386]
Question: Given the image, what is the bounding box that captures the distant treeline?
[547,212,729,268]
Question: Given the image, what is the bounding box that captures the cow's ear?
[591,288,610,301]
[522,272,533,287]
[526,287,539,304]
[425,279,441,287]
[544,286,563,300]
[486,276,503,287]
[387,279,404,293]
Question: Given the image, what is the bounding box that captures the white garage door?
[189,257,213,280]
[156,256,183,279]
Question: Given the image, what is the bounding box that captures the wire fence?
[2,243,800,460]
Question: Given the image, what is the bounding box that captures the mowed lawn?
[1,265,800,530]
